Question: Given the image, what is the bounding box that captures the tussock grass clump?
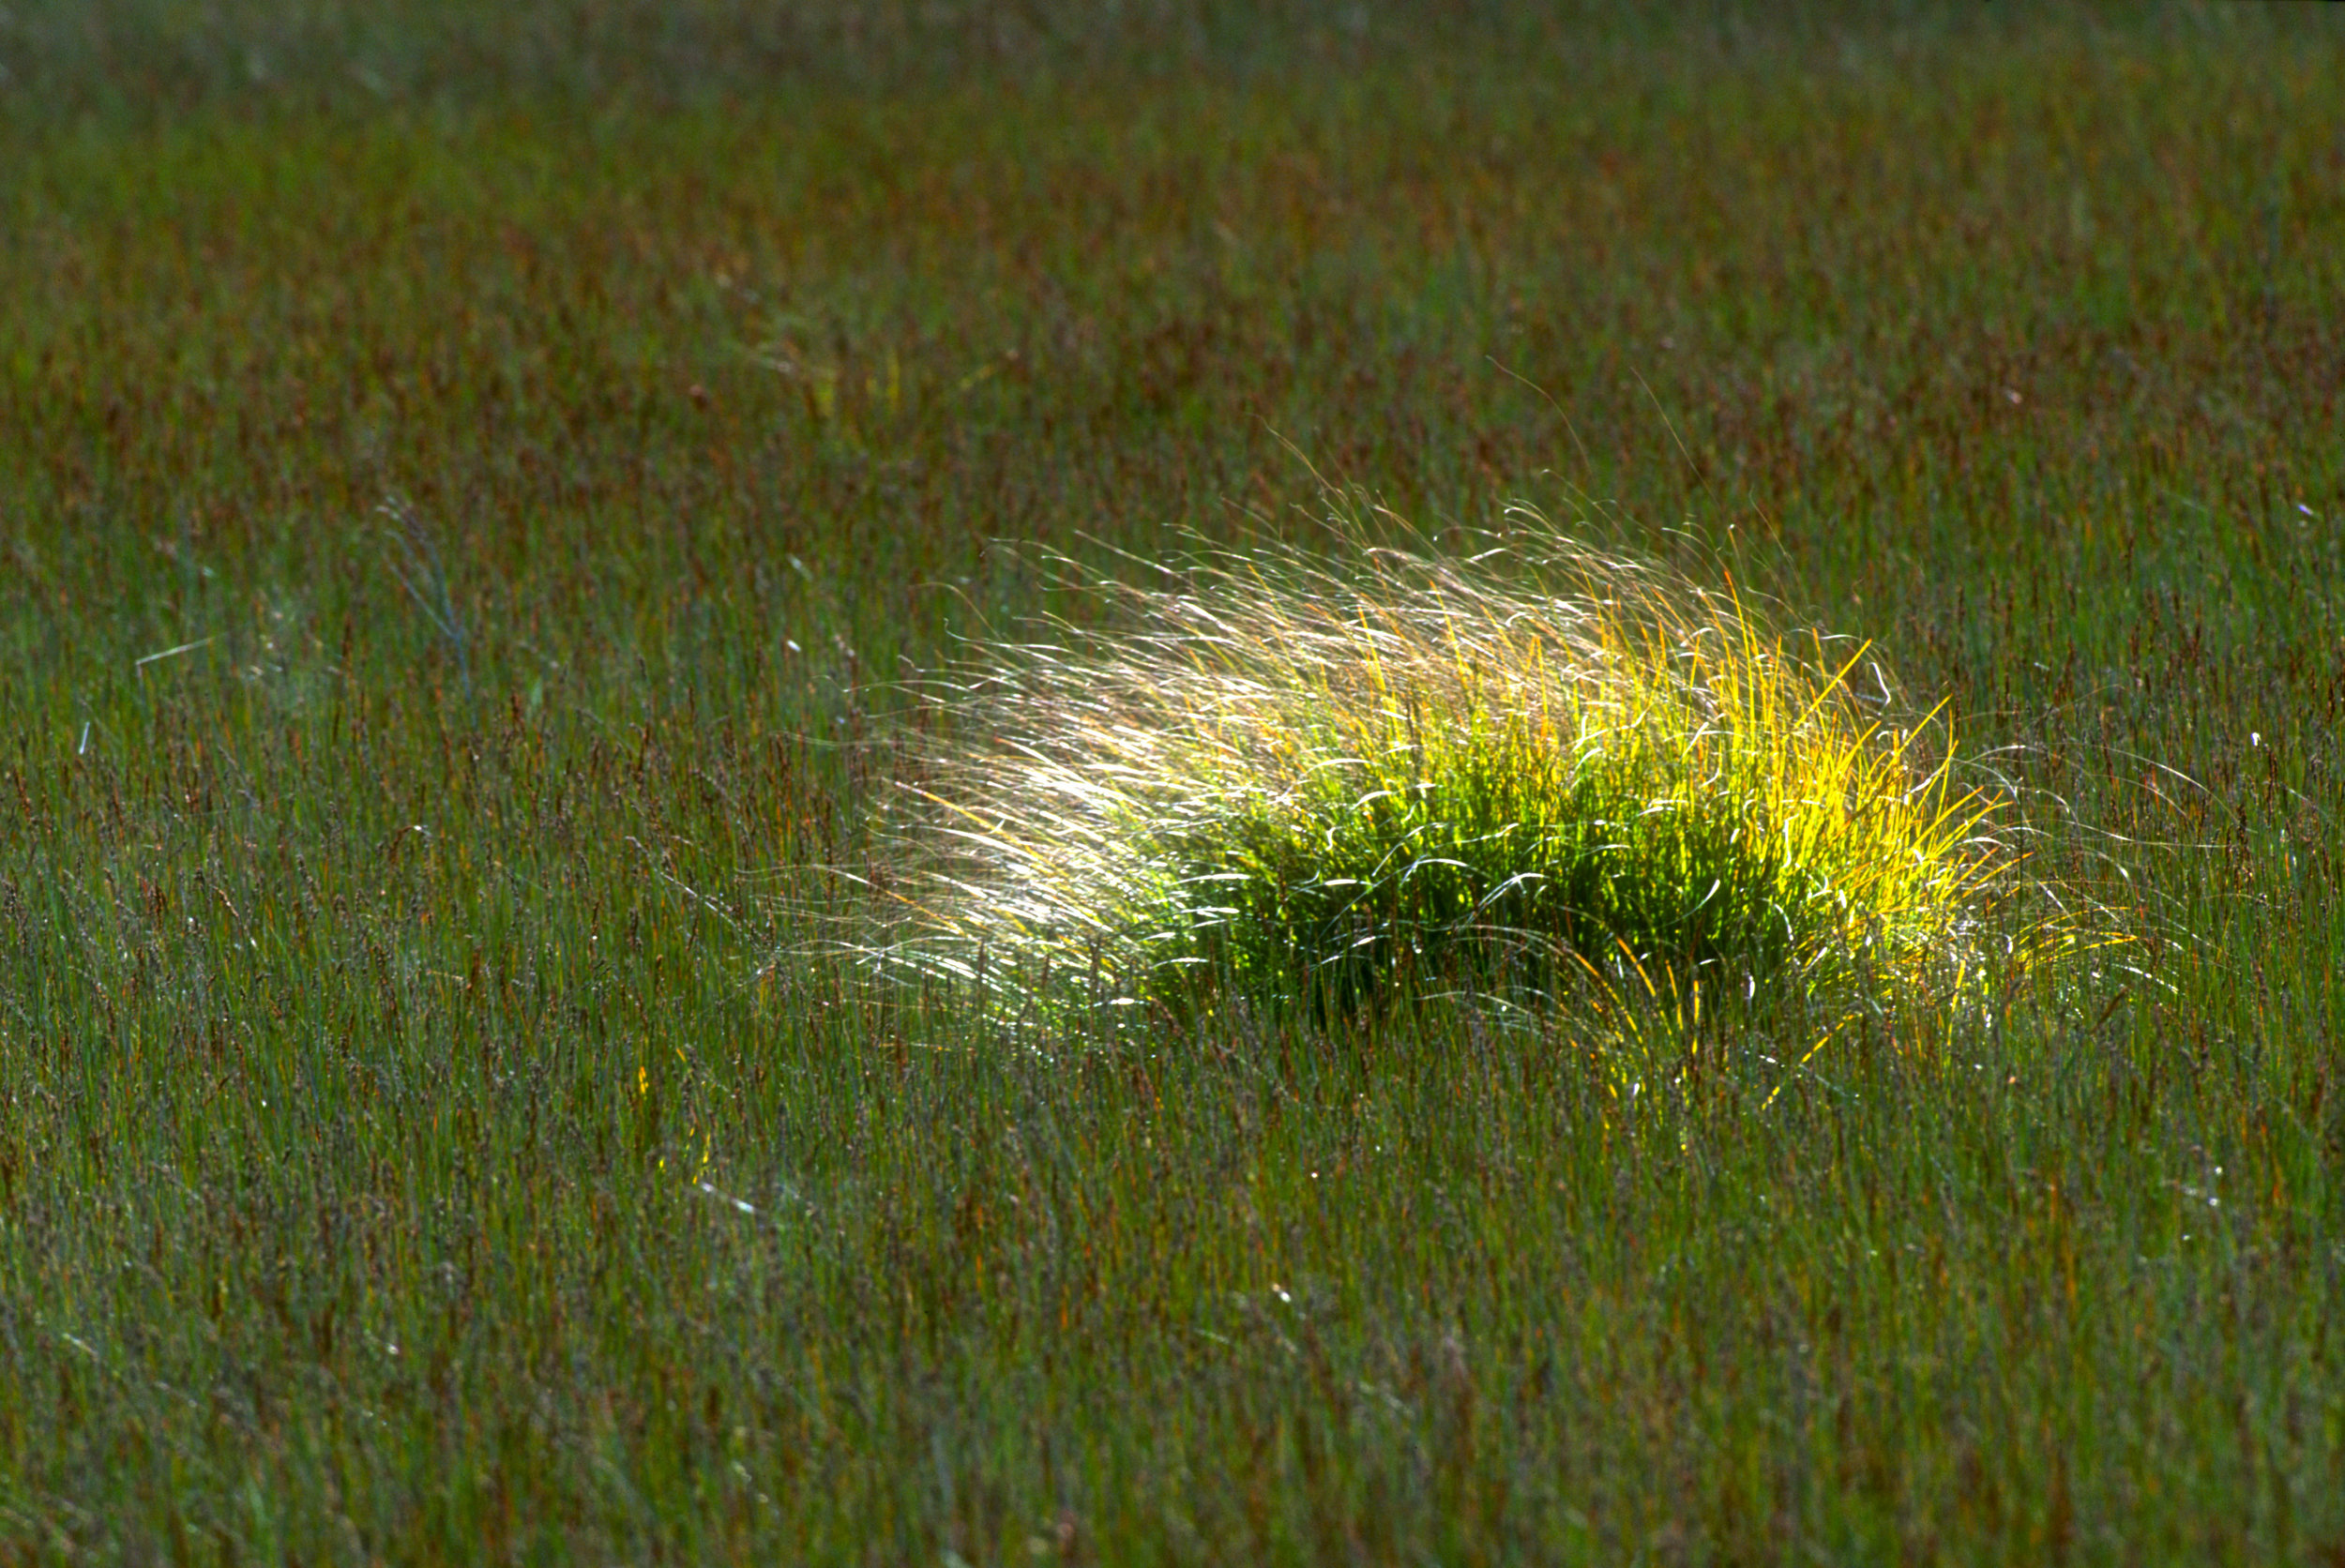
[883,509,2016,1031]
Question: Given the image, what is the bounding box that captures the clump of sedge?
[876,506,2021,1034]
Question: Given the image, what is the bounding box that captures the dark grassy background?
[3,4,2342,1560]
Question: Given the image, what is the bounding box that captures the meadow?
[2,3,2342,1560]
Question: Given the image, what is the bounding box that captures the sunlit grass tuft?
[878,503,2046,1035]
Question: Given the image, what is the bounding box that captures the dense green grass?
[879,518,2026,1034]
[4,4,2343,1560]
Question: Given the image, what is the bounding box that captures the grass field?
[4,3,2343,1560]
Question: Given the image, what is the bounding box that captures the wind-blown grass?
[882,506,2029,1033]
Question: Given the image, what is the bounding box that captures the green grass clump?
[891,509,2010,1029]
